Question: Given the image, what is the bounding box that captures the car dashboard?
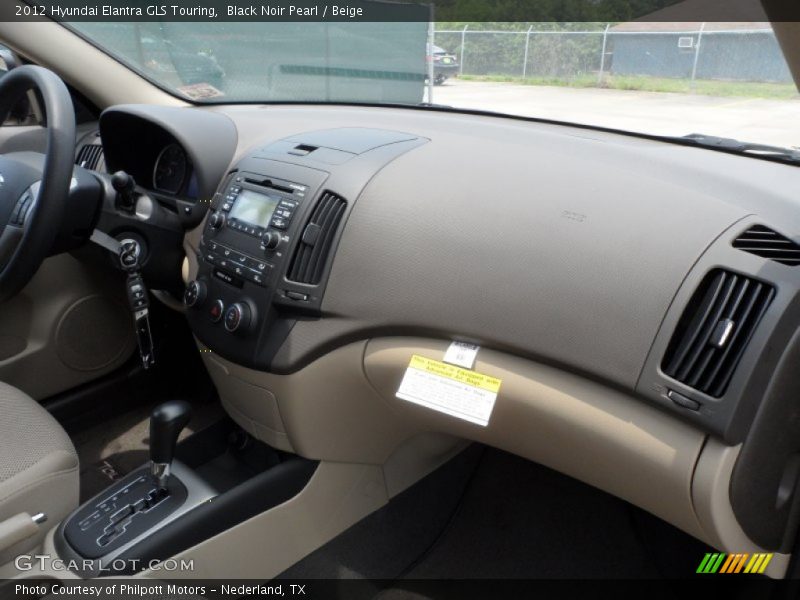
[76,102,800,564]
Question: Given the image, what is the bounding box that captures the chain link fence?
[435,27,793,85]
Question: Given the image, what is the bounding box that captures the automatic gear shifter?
[59,399,218,569]
[149,400,192,489]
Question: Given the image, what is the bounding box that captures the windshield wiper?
[673,133,800,164]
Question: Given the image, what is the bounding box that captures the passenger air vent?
[75,144,104,171]
[287,191,347,285]
[662,269,774,397]
[733,225,800,266]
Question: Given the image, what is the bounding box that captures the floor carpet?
[280,445,707,587]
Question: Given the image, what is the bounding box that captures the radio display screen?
[229,190,280,228]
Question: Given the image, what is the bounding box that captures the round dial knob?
[224,302,251,333]
[183,280,206,308]
[261,230,281,251]
[208,212,226,230]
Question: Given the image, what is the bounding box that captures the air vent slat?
[286,191,347,285]
[75,143,104,171]
[734,249,800,257]
[692,278,751,389]
[707,286,775,398]
[685,347,715,389]
[698,282,764,394]
[662,269,774,398]
[310,201,346,283]
[291,241,313,282]
[305,195,341,279]
[298,195,335,280]
[735,240,796,247]
[735,242,795,249]
[733,225,800,266]
[664,271,727,375]
[674,272,737,382]
[740,230,779,238]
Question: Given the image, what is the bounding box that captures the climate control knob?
[208,211,226,230]
[224,302,252,333]
[183,280,206,308]
[261,230,281,251]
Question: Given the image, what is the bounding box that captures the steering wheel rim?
[0,65,75,302]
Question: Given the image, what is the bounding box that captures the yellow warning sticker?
[396,355,502,426]
[408,355,501,392]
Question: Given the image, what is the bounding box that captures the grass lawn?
[459,73,800,100]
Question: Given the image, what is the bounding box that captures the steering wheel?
[0,65,75,302]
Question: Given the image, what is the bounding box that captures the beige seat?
[0,381,78,565]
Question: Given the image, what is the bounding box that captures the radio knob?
[183,280,206,308]
[224,302,252,333]
[209,212,226,230]
[261,230,281,251]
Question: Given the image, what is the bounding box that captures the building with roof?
[607,21,792,82]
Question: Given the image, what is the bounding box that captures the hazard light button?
[209,300,224,323]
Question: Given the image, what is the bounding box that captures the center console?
[183,127,428,370]
[184,163,328,369]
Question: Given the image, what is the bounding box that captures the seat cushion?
[0,382,78,565]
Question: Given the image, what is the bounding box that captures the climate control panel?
[200,239,272,287]
[183,167,328,368]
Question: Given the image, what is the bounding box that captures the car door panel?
[0,253,135,400]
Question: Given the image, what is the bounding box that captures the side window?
[0,42,16,68]
[0,44,40,126]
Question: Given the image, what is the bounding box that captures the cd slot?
[243,177,295,195]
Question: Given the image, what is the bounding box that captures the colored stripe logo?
[697,552,773,574]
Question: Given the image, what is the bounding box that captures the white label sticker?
[177,82,225,100]
[443,341,480,369]
[396,355,501,427]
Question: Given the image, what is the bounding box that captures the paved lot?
[434,80,800,149]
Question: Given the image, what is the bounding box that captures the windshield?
[70,20,800,149]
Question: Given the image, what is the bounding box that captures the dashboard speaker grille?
[662,269,774,398]
[733,225,800,266]
[287,191,347,284]
[75,143,105,171]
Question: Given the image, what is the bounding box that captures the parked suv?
[427,43,459,84]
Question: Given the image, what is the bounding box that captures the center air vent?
[733,225,800,266]
[287,191,347,285]
[662,269,774,397]
[75,144,104,171]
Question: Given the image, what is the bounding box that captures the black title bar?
[2,0,799,22]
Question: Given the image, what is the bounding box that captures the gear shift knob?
[149,400,192,489]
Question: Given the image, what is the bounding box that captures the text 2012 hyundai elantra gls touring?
[1,0,800,595]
